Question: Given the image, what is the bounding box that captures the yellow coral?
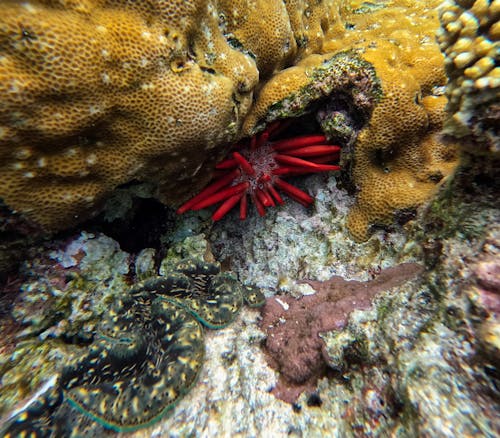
[437,0,500,153]
[0,0,340,230]
[241,1,460,242]
[321,1,460,241]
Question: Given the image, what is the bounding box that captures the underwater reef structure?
[437,0,500,153]
[1,258,264,434]
[0,0,344,232]
[0,0,461,246]
[260,263,424,403]
[175,49,372,222]
[465,231,500,367]
[176,47,383,221]
[1,1,498,435]
[321,1,461,241]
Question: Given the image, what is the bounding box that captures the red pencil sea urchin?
[177,121,341,220]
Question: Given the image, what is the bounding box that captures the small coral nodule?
[177,121,341,220]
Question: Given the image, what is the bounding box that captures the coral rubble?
[210,154,499,436]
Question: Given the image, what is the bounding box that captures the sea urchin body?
[177,122,341,220]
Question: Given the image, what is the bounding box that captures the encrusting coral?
[437,0,500,153]
[1,258,264,434]
[0,0,342,231]
[260,263,423,404]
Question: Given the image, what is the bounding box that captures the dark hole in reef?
[21,26,37,42]
[320,17,329,34]
[281,92,369,149]
[473,172,495,187]
[60,331,94,346]
[483,363,500,385]
[428,172,444,183]
[422,238,443,268]
[372,148,395,169]
[394,207,417,226]
[306,392,323,407]
[187,38,197,61]
[274,112,322,138]
[389,390,406,419]
[81,191,176,256]
[366,207,417,237]
[200,66,216,75]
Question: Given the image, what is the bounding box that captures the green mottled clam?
[2,259,264,435]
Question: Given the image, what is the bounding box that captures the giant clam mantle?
[2,259,264,435]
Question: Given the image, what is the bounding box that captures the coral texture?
[465,226,500,363]
[237,1,460,242]
[321,1,461,241]
[176,49,380,222]
[437,0,500,153]
[259,263,423,403]
[242,51,381,141]
[2,258,264,434]
[0,0,341,231]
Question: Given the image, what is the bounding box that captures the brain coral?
[0,0,342,231]
[437,0,500,153]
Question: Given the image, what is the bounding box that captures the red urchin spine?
[177,121,342,221]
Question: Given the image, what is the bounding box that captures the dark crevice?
[80,195,177,255]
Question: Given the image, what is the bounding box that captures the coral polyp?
[177,122,341,220]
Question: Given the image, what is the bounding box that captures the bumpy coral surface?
[2,258,264,434]
[236,1,460,242]
[320,0,460,241]
[0,0,342,231]
[437,0,500,153]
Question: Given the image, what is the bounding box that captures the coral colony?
[177,121,341,220]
